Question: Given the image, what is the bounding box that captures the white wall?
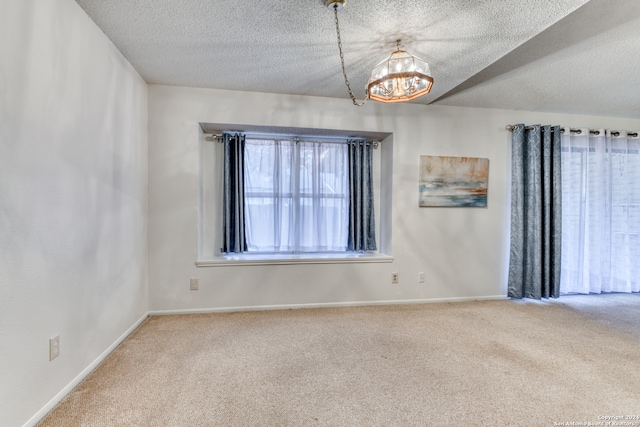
[0,1,148,426]
[147,85,640,313]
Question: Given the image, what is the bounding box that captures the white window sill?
[195,252,394,267]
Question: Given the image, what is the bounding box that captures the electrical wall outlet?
[190,278,199,291]
[49,335,60,361]
[391,272,399,284]
[418,272,425,283]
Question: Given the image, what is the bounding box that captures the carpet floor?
[38,294,640,426]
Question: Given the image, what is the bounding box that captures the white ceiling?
[75,0,640,118]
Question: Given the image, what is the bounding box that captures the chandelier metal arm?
[332,5,368,107]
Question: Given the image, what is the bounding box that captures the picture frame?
[419,156,489,207]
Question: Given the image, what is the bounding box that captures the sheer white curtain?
[243,138,349,253]
[561,128,640,294]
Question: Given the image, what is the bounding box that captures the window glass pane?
[244,139,294,194]
[245,196,294,252]
[244,138,349,253]
[628,147,640,204]
[561,133,640,293]
[244,139,295,252]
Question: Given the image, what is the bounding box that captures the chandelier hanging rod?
[328,0,368,107]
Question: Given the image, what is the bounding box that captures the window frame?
[197,124,394,266]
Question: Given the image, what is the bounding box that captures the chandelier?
[326,0,434,106]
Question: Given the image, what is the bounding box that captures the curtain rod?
[207,134,379,148]
[505,124,638,138]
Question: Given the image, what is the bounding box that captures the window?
[560,129,640,294]
[243,138,349,253]
[219,131,378,258]
[197,124,393,265]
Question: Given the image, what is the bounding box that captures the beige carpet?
[39,294,640,426]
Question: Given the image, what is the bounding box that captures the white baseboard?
[149,295,508,316]
[25,296,507,425]
[24,312,149,427]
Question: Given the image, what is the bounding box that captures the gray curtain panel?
[347,140,377,252]
[508,124,562,299]
[222,133,247,253]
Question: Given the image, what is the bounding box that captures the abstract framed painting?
[419,156,489,207]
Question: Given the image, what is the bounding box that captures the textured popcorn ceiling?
[75,0,640,117]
